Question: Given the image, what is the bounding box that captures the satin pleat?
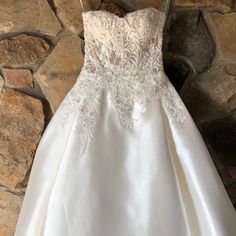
[14,87,236,236]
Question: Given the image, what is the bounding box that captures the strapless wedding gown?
[14,7,236,236]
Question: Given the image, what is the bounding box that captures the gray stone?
[201,111,236,166]
[226,183,236,207]
[197,67,236,113]
[163,10,215,74]
[180,78,223,125]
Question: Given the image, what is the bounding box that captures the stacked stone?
[0,0,85,235]
[0,0,235,235]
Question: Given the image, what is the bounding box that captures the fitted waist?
[79,66,165,79]
[74,67,169,102]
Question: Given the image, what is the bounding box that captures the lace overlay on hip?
[60,8,187,157]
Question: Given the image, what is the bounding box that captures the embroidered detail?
[62,73,103,156]
[154,74,187,123]
[61,8,187,156]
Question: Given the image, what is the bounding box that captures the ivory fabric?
[14,7,236,236]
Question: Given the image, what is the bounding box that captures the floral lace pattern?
[61,8,187,156]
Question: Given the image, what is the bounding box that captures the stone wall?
[0,0,235,235]
[166,0,236,210]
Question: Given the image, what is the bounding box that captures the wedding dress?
[14,7,236,236]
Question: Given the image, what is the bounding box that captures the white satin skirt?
[14,81,236,236]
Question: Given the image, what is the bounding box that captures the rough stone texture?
[0,189,22,236]
[201,111,236,166]
[53,0,101,34]
[164,10,215,74]
[35,35,84,113]
[78,0,101,11]
[227,166,236,180]
[175,0,234,8]
[180,78,223,124]
[214,161,233,186]
[164,58,191,92]
[0,89,44,190]
[196,67,236,113]
[0,76,4,95]
[209,12,236,64]
[226,183,236,206]
[3,69,33,89]
[100,2,127,17]
[224,63,236,76]
[0,34,50,66]
[0,0,62,36]
[104,0,163,10]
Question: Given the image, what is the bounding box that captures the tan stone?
[35,35,84,113]
[104,0,163,10]
[78,0,101,11]
[0,34,50,66]
[0,0,61,36]
[0,89,44,190]
[0,189,22,236]
[0,76,4,95]
[197,67,236,113]
[54,0,101,34]
[3,69,33,89]
[209,12,236,63]
[100,2,127,17]
[175,0,233,8]
[224,63,236,76]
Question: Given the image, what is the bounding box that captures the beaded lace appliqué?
[61,8,187,156]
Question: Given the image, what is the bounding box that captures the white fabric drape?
[14,7,236,236]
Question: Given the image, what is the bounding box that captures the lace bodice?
[62,7,187,156]
[82,7,165,76]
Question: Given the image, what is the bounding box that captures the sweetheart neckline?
[82,7,166,20]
